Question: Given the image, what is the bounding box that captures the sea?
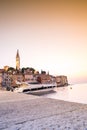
[42,83,87,104]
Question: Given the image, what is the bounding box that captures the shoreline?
[0,91,87,130]
[0,90,87,129]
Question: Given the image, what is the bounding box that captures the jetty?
[14,82,57,93]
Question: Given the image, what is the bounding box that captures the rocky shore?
[0,90,87,130]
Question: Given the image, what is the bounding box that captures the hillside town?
[0,50,68,91]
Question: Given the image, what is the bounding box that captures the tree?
[29,67,35,74]
[7,67,15,73]
[21,67,35,74]
[21,67,25,74]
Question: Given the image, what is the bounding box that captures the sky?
[0,0,87,84]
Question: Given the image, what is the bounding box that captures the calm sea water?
[43,83,87,104]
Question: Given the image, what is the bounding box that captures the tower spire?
[16,49,20,70]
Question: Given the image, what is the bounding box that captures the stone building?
[11,74,24,85]
[16,49,20,70]
[0,73,2,87]
[37,74,53,84]
[55,75,68,86]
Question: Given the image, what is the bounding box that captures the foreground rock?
[0,91,87,130]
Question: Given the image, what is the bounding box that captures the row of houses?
[0,68,68,89]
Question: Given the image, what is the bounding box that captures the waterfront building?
[37,74,53,84]
[55,75,68,86]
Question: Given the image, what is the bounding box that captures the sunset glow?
[0,0,87,84]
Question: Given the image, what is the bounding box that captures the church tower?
[16,49,20,70]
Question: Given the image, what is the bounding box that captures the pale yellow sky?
[0,0,87,83]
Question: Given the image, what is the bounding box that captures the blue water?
[43,83,87,104]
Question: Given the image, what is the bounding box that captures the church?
[16,49,20,70]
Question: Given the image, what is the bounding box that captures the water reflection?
[42,84,87,104]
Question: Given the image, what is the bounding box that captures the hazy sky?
[0,0,87,84]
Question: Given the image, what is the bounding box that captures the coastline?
[0,90,87,130]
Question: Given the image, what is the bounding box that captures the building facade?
[55,75,68,86]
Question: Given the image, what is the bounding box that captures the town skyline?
[0,0,87,84]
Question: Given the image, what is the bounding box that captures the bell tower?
[16,49,20,70]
